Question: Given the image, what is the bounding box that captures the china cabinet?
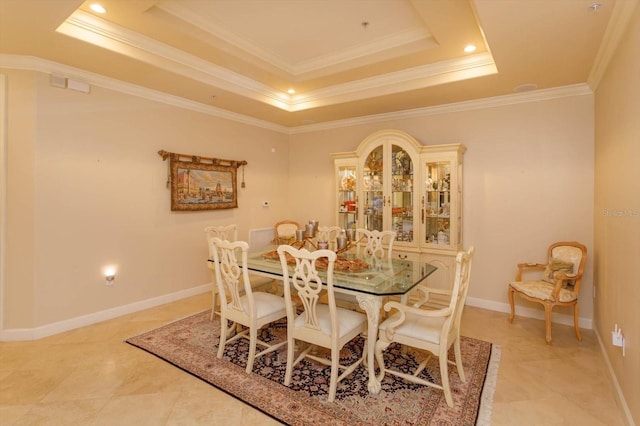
[331,129,466,289]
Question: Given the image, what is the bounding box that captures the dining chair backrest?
[277,245,338,335]
[355,229,396,259]
[449,246,474,337]
[210,237,253,316]
[205,224,238,257]
[316,226,342,250]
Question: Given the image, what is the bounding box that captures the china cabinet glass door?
[424,161,452,246]
[391,145,414,242]
[362,143,416,244]
[336,162,357,230]
[363,145,384,231]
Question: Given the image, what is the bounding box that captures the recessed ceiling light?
[89,4,106,14]
[464,44,476,53]
[589,3,602,13]
[287,89,296,95]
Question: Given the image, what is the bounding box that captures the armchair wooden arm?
[382,300,453,339]
[515,262,546,280]
[411,285,453,308]
[549,271,578,301]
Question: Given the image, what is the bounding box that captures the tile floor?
[0,293,627,425]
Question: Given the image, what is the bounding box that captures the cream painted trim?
[290,53,497,111]
[57,10,290,111]
[0,74,7,334]
[291,83,593,134]
[594,326,636,426]
[0,55,592,135]
[57,10,496,112]
[0,54,288,134]
[0,284,210,342]
[588,0,639,90]
[466,296,593,330]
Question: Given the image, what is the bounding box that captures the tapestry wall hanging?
[158,150,247,211]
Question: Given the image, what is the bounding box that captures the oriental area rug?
[126,310,500,426]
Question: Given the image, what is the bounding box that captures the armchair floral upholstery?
[508,241,587,345]
[272,220,301,245]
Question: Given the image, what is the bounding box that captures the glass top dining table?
[242,246,438,394]
[245,246,437,297]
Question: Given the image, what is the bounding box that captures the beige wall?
[2,68,596,330]
[2,68,290,329]
[290,96,595,321]
[594,2,640,423]
[4,71,37,328]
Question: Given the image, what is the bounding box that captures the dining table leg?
[356,294,382,394]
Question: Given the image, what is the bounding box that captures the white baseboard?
[0,283,211,341]
[466,296,593,330]
[594,326,636,426]
[0,290,592,341]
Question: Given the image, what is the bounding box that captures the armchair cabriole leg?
[574,304,582,341]
[544,303,553,345]
[508,286,515,323]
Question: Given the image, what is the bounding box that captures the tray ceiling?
[0,0,628,128]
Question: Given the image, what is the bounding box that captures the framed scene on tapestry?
[170,158,238,211]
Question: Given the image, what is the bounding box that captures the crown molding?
[290,83,593,134]
[587,0,639,90]
[1,55,592,135]
[290,52,497,111]
[56,10,496,112]
[57,10,289,109]
[0,54,289,134]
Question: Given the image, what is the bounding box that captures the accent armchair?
[508,241,587,345]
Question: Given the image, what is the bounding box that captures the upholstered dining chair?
[355,229,396,259]
[211,237,288,374]
[205,224,272,319]
[272,220,301,245]
[508,241,587,345]
[316,225,342,250]
[277,245,367,402]
[374,246,474,408]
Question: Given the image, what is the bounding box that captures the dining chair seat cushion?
[510,280,578,303]
[230,292,287,318]
[378,312,446,344]
[294,305,366,338]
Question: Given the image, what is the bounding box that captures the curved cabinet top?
[355,129,423,157]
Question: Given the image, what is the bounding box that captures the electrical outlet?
[612,330,624,346]
[612,324,626,356]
